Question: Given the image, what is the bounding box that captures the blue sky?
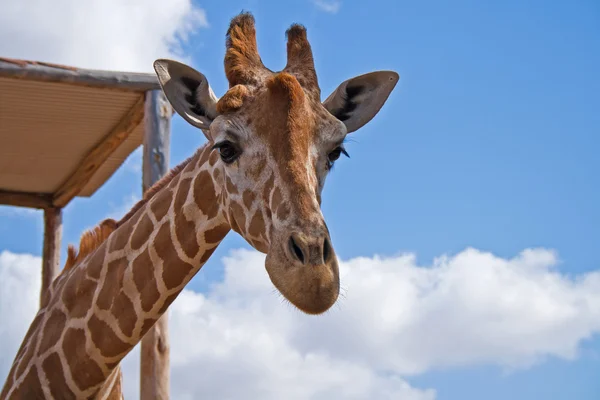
[1,0,599,398]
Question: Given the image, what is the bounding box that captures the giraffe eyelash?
[339,146,350,158]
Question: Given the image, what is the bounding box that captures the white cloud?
[0,251,42,385]
[1,247,599,398]
[0,0,208,72]
[311,0,342,14]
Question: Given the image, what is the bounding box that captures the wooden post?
[140,89,171,400]
[41,207,62,307]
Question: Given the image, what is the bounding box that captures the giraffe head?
[153,12,398,314]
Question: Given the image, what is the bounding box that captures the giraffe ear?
[323,71,399,133]
[153,59,219,136]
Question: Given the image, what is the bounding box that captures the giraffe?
[1,12,398,399]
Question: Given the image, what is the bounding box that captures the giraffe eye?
[327,145,349,169]
[212,141,241,164]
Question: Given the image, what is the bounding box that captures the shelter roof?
[0,57,161,208]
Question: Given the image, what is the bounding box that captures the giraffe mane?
[60,152,197,274]
[62,219,118,273]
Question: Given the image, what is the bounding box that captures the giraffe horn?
[224,12,268,87]
[284,24,320,98]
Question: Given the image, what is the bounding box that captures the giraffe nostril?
[322,236,332,264]
[288,235,306,264]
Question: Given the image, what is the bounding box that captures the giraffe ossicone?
[1,12,398,399]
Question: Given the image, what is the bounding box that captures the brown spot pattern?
[62,271,97,319]
[38,309,67,354]
[225,175,237,195]
[242,190,256,209]
[111,291,135,337]
[209,151,219,166]
[14,343,35,378]
[97,259,127,311]
[150,192,172,222]
[193,170,220,219]
[28,312,44,336]
[87,315,130,359]
[200,246,218,264]
[130,213,154,250]
[132,248,160,313]
[264,206,272,222]
[158,292,180,315]
[173,178,200,258]
[229,201,246,234]
[42,353,76,399]
[167,173,181,190]
[248,211,265,238]
[204,223,230,244]
[109,211,141,253]
[63,327,106,389]
[197,146,211,168]
[154,223,193,290]
[277,204,291,221]
[86,240,107,280]
[228,213,240,233]
[15,367,45,399]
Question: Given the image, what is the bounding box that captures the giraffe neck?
[1,143,231,399]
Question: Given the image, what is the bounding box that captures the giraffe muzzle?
[265,225,340,314]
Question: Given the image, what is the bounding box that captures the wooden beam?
[0,190,53,209]
[140,90,172,400]
[0,57,160,92]
[41,207,62,307]
[52,94,146,207]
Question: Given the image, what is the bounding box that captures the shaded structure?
[0,57,172,399]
